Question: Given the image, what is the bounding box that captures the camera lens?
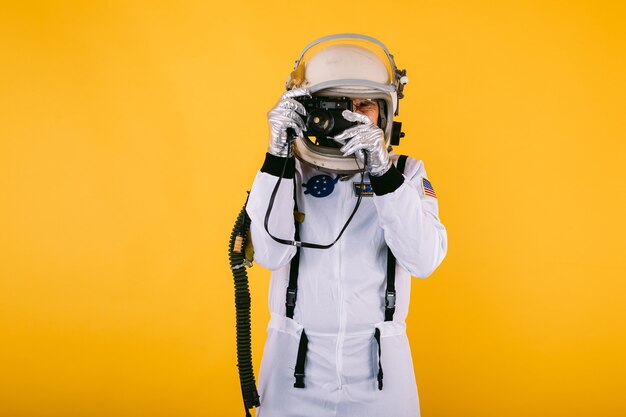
[307,109,334,134]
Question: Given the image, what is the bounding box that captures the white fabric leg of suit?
[246,153,448,417]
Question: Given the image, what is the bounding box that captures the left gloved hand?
[331,110,391,176]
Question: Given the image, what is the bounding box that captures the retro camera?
[294,96,357,147]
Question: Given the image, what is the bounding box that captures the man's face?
[352,99,380,125]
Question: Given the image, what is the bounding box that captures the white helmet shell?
[302,44,391,87]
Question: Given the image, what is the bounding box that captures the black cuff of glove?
[261,153,296,178]
[370,165,405,196]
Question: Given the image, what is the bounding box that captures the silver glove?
[267,88,310,157]
[331,110,391,176]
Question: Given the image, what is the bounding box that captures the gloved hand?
[267,88,310,158]
[331,110,392,176]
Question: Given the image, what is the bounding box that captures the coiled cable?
[228,195,260,417]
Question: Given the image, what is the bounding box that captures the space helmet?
[286,33,409,174]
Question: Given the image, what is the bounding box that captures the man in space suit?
[245,34,448,417]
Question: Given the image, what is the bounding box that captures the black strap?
[374,328,384,390]
[384,155,407,322]
[286,176,301,319]
[264,150,367,250]
[293,330,308,388]
[286,177,307,388]
[397,154,408,174]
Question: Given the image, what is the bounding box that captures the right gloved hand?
[267,88,310,157]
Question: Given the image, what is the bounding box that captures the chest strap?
[286,176,301,320]
[385,154,407,322]
[377,155,408,391]
[285,175,307,387]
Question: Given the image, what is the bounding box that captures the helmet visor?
[289,35,396,91]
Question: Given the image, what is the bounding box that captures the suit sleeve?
[370,157,448,278]
[245,153,297,271]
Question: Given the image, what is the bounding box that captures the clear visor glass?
[296,37,395,85]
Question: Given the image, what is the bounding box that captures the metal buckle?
[385,291,396,309]
[286,288,297,307]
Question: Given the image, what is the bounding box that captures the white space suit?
[245,150,448,417]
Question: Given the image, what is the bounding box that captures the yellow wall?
[1,1,625,416]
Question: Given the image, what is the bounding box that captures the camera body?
[294,96,356,147]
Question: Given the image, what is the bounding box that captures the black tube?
[228,199,260,416]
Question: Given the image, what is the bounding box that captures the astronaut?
[245,34,448,417]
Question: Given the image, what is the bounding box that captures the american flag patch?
[421,177,437,198]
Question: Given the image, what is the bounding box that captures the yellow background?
[1,1,625,416]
